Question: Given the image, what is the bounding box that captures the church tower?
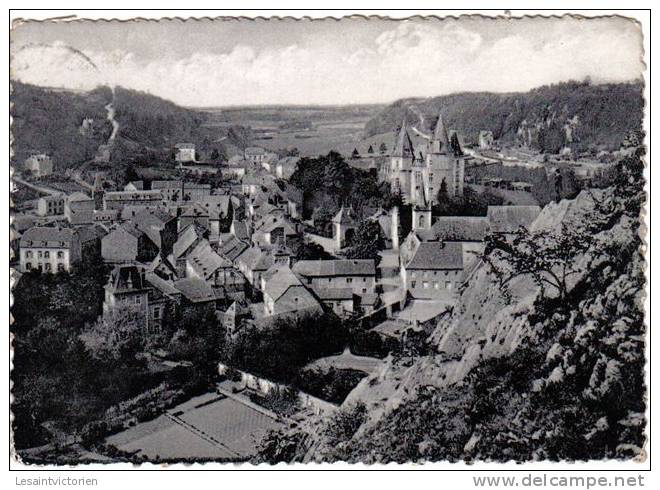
[412,185,432,232]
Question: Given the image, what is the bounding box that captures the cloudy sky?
[10,16,643,107]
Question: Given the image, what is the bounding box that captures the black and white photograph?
[7,8,650,475]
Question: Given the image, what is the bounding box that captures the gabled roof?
[218,236,249,263]
[174,277,216,303]
[20,226,76,247]
[430,216,490,242]
[145,271,180,296]
[263,265,303,302]
[255,215,297,235]
[391,120,415,159]
[272,286,322,315]
[292,259,376,277]
[487,205,541,234]
[187,240,232,280]
[173,224,203,260]
[237,246,274,271]
[405,241,464,270]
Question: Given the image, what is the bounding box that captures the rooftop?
[405,241,464,270]
[292,259,376,277]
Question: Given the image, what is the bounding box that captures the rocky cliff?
[257,147,646,464]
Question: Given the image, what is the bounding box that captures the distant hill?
[10,82,253,171]
[10,82,114,170]
[365,81,644,153]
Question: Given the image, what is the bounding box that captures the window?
[446,281,452,289]
[37,251,43,258]
[346,278,353,283]
[44,251,50,259]
[26,251,33,258]
[57,264,65,272]
[434,282,439,289]
[134,296,141,305]
[411,281,417,288]
[45,263,51,271]
[57,251,64,259]
[153,306,162,320]
[423,281,429,289]
[25,262,32,270]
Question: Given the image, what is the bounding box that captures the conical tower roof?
[432,112,451,154]
[391,120,415,159]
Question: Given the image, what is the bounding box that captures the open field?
[199,105,385,158]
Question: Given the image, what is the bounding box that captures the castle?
[380,112,465,207]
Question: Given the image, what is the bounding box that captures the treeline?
[365,80,643,153]
[289,151,400,221]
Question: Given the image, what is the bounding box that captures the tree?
[210,148,220,160]
[379,142,387,155]
[482,223,595,301]
[367,145,374,154]
[83,306,146,362]
[345,220,382,263]
[294,239,332,260]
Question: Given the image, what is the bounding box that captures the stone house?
[19,226,81,273]
[292,259,377,295]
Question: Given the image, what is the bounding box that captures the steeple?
[391,119,415,160]
[430,112,451,154]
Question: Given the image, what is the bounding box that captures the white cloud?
[11,18,644,106]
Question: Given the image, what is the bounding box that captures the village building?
[332,206,358,249]
[103,265,152,331]
[261,265,322,318]
[175,143,196,163]
[235,246,274,288]
[426,216,490,269]
[244,147,276,165]
[24,153,53,177]
[292,259,377,295]
[36,194,65,217]
[103,190,164,211]
[19,226,82,273]
[479,130,495,150]
[64,192,95,224]
[251,214,298,248]
[144,272,181,332]
[101,224,159,264]
[152,180,212,203]
[400,241,464,300]
[173,277,217,316]
[218,235,249,264]
[132,208,178,259]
